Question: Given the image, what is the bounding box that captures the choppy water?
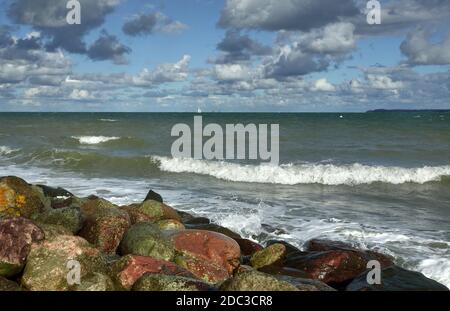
[1,112,449,286]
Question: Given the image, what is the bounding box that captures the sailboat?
[197,107,202,114]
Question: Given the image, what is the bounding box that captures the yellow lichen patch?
[0,185,20,216]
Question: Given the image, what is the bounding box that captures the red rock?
[174,255,230,284]
[0,217,45,277]
[111,255,194,290]
[168,230,241,274]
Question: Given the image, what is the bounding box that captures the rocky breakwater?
[0,175,448,291]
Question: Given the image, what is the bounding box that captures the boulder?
[78,198,131,253]
[176,211,197,223]
[174,255,230,284]
[184,223,241,239]
[156,219,185,231]
[184,217,210,225]
[220,270,298,291]
[32,206,84,234]
[0,276,22,291]
[36,223,73,240]
[266,240,303,257]
[234,238,263,257]
[346,265,449,291]
[0,176,44,217]
[132,273,214,291]
[305,239,394,268]
[143,190,163,203]
[120,204,153,224]
[168,229,241,275]
[275,275,336,291]
[0,217,45,277]
[21,235,108,291]
[72,273,115,291]
[250,243,286,270]
[111,255,194,290]
[136,200,181,222]
[119,223,175,261]
[34,184,73,198]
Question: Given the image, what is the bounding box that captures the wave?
[99,119,118,122]
[0,146,20,156]
[155,156,450,185]
[71,136,120,145]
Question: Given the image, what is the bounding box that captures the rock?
[220,270,298,291]
[156,219,185,231]
[73,273,115,291]
[36,223,73,240]
[174,255,230,284]
[0,176,45,217]
[266,240,303,257]
[177,211,197,223]
[184,223,241,240]
[132,273,214,291]
[32,206,84,234]
[136,200,181,222]
[78,198,131,253]
[120,204,153,224]
[168,229,241,275]
[51,196,85,210]
[305,239,394,268]
[34,184,73,198]
[143,190,163,203]
[0,276,22,291]
[0,217,45,277]
[346,265,449,291]
[119,223,175,261]
[234,238,263,257]
[21,235,108,291]
[275,275,336,291]
[184,217,210,225]
[261,224,287,235]
[111,255,194,290]
[283,250,384,286]
[250,243,286,270]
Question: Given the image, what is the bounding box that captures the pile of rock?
[0,176,448,291]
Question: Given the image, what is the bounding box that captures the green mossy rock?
[136,200,181,222]
[119,223,175,261]
[32,206,84,234]
[156,219,185,231]
[132,273,213,291]
[72,272,115,291]
[250,243,286,269]
[220,270,298,291]
[36,223,73,240]
[21,235,108,291]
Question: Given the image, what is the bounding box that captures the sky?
[0,0,450,112]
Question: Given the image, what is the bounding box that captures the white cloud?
[311,78,336,92]
[214,64,251,81]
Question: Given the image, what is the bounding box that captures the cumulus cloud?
[218,0,358,31]
[214,64,252,81]
[87,30,131,65]
[400,29,450,65]
[122,12,187,36]
[311,78,336,92]
[7,0,128,63]
[213,30,271,64]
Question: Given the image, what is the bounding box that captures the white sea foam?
[99,119,118,122]
[0,146,19,156]
[155,156,450,185]
[72,136,120,145]
[417,258,450,288]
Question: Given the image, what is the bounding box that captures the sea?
[0,112,449,286]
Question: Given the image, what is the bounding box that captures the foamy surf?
[71,136,121,145]
[155,156,450,185]
[0,146,19,156]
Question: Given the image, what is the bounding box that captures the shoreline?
[0,175,448,291]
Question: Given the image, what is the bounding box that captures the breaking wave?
[155,156,450,185]
[71,136,121,145]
